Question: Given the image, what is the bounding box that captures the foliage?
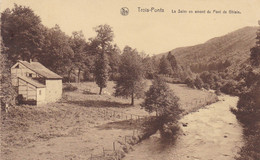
[114,46,145,105]
[1,4,45,63]
[141,76,183,140]
[69,31,88,82]
[107,44,121,81]
[250,24,260,66]
[91,24,115,94]
[159,55,173,75]
[194,75,203,89]
[166,52,178,73]
[142,56,158,79]
[141,76,182,118]
[190,60,231,73]
[232,82,260,125]
[185,77,195,88]
[0,53,17,108]
[41,25,75,79]
[63,83,78,92]
[94,53,109,94]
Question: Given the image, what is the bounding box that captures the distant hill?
[157,26,258,72]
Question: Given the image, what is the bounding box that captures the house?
[11,60,62,105]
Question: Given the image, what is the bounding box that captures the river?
[124,95,244,160]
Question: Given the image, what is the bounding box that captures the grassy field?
[1,81,218,160]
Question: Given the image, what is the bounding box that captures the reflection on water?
[124,95,244,160]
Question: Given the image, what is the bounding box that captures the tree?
[69,31,88,82]
[250,23,260,66]
[114,46,145,105]
[142,76,182,117]
[94,52,109,95]
[92,24,114,94]
[194,75,203,89]
[185,77,195,88]
[1,4,45,63]
[0,52,17,110]
[107,44,121,80]
[142,55,158,79]
[159,55,173,75]
[40,25,74,81]
[141,76,183,140]
[166,52,178,73]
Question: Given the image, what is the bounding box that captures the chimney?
[29,59,32,63]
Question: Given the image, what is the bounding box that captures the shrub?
[63,83,78,92]
[185,77,195,88]
[194,76,203,89]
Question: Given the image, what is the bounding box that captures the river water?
[124,95,244,160]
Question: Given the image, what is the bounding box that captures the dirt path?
[124,95,244,160]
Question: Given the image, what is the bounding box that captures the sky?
[1,0,259,55]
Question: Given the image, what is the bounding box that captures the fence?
[89,129,141,160]
[89,92,217,159]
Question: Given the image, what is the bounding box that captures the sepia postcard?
[1,0,260,160]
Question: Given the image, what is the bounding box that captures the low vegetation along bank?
[1,81,217,160]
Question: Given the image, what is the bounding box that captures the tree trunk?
[131,92,134,105]
[78,69,81,83]
[99,87,103,95]
[68,70,71,83]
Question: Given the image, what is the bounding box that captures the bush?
[194,76,203,89]
[220,80,238,95]
[63,83,78,92]
[185,77,195,88]
[215,88,221,96]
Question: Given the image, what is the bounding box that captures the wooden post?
[113,141,115,151]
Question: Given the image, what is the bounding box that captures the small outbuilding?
[11,60,62,105]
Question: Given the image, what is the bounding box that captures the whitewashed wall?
[36,88,46,105]
[45,79,62,102]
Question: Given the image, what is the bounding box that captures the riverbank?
[124,95,244,160]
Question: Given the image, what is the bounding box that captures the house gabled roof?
[17,60,62,79]
[18,76,45,88]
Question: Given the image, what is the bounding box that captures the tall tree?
[107,44,121,80]
[41,25,74,81]
[70,31,88,82]
[142,54,157,79]
[1,4,45,63]
[159,55,173,75]
[94,53,109,95]
[114,46,145,105]
[92,24,114,94]
[166,52,178,72]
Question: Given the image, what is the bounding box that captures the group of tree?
[190,60,231,73]
[231,22,260,160]
[1,4,121,84]
[158,52,178,76]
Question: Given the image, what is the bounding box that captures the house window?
[39,90,41,95]
[29,73,32,77]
